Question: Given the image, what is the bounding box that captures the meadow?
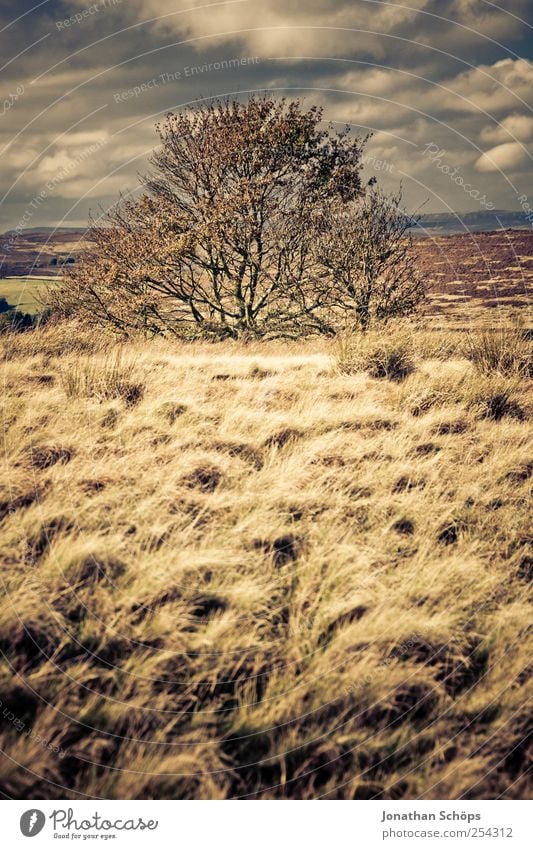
[0,277,59,316]
[0,319,531,799]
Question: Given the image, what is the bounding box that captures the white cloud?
[474,141,531,172]
[136,0,431,57]
[480,114,533,144]
[442,58,533,114]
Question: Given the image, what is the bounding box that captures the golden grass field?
[0,320,531,799]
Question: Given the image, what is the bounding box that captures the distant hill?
[3,212,532,242]
[416,209,532,236]
[1,213,532,278]
[1,226,84,236]
[0,229,88,278]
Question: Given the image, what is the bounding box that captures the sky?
[0,0,532,232]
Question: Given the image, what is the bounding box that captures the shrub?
[339,331,415,381]
[464,328,532,377]
[0,309,34,333]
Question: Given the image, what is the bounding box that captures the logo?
[20,810,46,837]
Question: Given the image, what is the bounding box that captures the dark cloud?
[0,0,532,230]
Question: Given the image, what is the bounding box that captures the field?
[0,321,531,799]
[1,227,531,328]
[0,229,86,279]
[415,229,533,329]
[0,277,60,316]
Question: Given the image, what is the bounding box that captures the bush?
[464,328,532,377]
[339,331,415,381]
[0,307,53,335]
[0,309,34,333]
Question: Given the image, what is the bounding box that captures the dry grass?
[59,351,144,406]
[464,327,533,378]
[339,330,416,381]
[0,322,531,800]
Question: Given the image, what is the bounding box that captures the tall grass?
[464,327,532,377]
[337,329,416,380]
[0,322,531,800]
[59,351,144,405]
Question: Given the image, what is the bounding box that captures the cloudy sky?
[1,0,532,231]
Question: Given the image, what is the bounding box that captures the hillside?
[0,230,87,279]
[414,229,533,328]
[1,228,531,331]
[0,324,531,799]
[416,210,533,235]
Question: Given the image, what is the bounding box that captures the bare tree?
[53,99,425,338]
[315,187,427,330]
[54,97,368,338]
[50,195,194,336]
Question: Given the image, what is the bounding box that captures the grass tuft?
[338,330,415,381]
[464,327,532,377]
[59,351,144,405]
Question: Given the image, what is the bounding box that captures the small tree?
[316,187,426,330]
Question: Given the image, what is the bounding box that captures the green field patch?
[0,276,61,315]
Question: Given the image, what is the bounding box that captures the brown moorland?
[0,319,531,799]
